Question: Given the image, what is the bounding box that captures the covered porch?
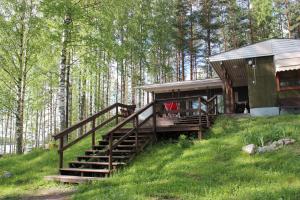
[139,79,223,137]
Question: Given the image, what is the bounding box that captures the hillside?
[1,115,300,200]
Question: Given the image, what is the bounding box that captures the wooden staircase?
[59,129,154,178]
[46,96,219,183]
[46,102,157,183]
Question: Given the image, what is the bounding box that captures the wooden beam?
[220,63,235,114]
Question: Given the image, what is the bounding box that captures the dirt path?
[21,188,75,200]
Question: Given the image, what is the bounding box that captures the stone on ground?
[242,144,256,155]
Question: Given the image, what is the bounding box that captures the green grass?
[1,115,300,200]
[74,115,300,200]
[0,127,111,199]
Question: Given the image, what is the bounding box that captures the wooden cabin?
[48,39,300,182]
[141,39,300,116]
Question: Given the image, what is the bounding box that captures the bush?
[178,134,193,148]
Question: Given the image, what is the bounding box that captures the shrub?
[178,134,193,148]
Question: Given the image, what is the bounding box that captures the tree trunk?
[284,0,291,38]
[189,4,194,80]
[4,114,10,154]
[65,52,71,128]
[248,0,254,43]
[35,111,39,148]
[58,14,72,134]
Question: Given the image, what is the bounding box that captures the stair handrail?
[105,101,157,172]
[53,103,135,168]
[206,95,218,115]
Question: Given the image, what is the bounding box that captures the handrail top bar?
[53,103,134,140]
[110,114,153,150]
[104,102,155,137]
[156,95,217,103]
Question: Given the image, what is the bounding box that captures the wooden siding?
[247,56,277,108]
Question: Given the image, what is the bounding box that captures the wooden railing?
[104,102,157,172]
[156,95,218,127]
[53,103,136,168]
[53,96,218,170]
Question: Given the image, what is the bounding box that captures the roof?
[274,52,300,72]
[209,39,300,62]
[139,78,223,93]
[209,39,300,86]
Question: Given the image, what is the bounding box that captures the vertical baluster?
[152,102,157,142]
[135,116,139,152]
[198,97,202,139]
[92,118,96,147]
[59,137,64,169]
[108,133,113,172]
[216,96,218,115]
[198,97,202,127]
[115,104,119,125]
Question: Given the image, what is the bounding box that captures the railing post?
[115,104,119,125]
[198,97,202,126]
[215,96,218,115]
[59,137,64,169]
[135,116,139,152]
[198,97,202,139]
[152,102,157,142]
[92,118,96,147]
[108,133,113,172]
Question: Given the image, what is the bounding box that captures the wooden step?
[77,155,131,161]
[110,135,151,139]
[93,144,136,150]
[99,139,138,144]
[60,168,110,175]
[111,128,152,134]
[85,149,136,155]
[69,161,126,167]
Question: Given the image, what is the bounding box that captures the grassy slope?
[74,115,300,200]
[0,127,111,199]
[1,115,300,200]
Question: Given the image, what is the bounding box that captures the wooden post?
[59,137,64,169]
[152,102,157,142]
[198,97,202,139]
[135,116,139,152]
[206,115,210,128]
[186,99,190,116]
[216,96,219,115]
[108,133,113,172]
[115,104,119,125]
[92,119,96,147]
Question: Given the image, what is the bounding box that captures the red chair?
[164,102,178,117]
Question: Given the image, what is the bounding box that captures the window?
[276,70,300,91]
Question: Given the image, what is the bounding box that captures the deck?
[48,96,218,183]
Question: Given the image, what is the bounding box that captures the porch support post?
[221,63,234,114]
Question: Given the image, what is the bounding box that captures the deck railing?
[53,103,135,168]
[53,96,218,170]
[101,102,157,172]
[156,95,218,128]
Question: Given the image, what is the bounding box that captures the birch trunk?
[58,14,72,133]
